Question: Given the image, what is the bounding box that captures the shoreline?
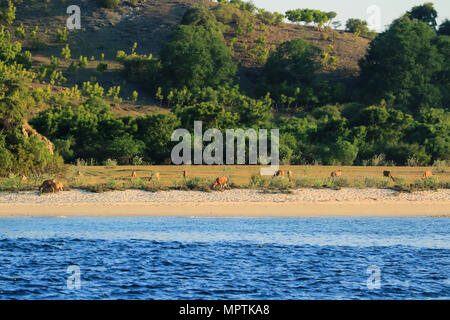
[0,189,449,217]
[0,201,449,217]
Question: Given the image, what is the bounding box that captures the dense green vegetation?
[0,1,448,175]
[359,16,449,110]
[0,41,62,174]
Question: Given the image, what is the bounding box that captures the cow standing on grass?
[423,171,432,179]
[213,176,228,190]
[53,181,64,192]
[383,171,396,182]
[274,170,285,177]
[39,179,63,193]
[331,170,342,178]
[39,179,55,193]
[287,170,293,181]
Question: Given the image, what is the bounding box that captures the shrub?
[432,160,448,173]
[130,177,145,189]
[248,174,266,188]
[98,0,120,9]
[61,44,71,60]
[132,156,143,165]
[331,177,350,188]
[0,27,32,68]
[1,1,16,25]
[57,28,68,43]
[15,24,26,39]
[406,156,419,167]
[117,52,162,92]
[363,177,393,188]
[181,4,222,31]
[96,62,107,73]
[78,56,88,68]
[103,158,117,168]
[184,177,212,191]
[130,90,138,102]
[268,177,291,190]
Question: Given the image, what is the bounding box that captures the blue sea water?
[0,216,448,300]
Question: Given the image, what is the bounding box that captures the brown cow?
[423,171,432,179]
[331,170,342,178]
[183,170,188,178]
[212,176,228,189]
[131,171,137,178]
[287,170,293,181]
[383,171,396,182]
[39,179,55,193]
[53,181,64,192]
[274,170,285,177]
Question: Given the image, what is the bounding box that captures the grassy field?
[1,165,449,193]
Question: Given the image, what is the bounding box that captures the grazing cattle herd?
[36,168,435,194]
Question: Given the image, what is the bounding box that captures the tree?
[312,11,329,29]
[0,132,14,173]
[438,19,450,36]
[160,25,237,90]
[174,102,238,131]
[326,12,337,25]
[135,113,181,163]
[106,133,145,165]
[345,18,368,34]
[262,38,320,105]
[0,62,35,130]
[359,16,447,110]
[406,2,438,30]
[0,27,32,68]
[285,9,302,24]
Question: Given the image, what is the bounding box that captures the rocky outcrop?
[21,121,54,155]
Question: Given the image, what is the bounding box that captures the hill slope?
[9,0,370,116]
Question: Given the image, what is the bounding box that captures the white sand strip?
[0,189,448,217]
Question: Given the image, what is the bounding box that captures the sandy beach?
[0,188,449,217]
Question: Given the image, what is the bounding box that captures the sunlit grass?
[0,165,448,193]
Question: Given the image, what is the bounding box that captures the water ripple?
[0,217,448,299]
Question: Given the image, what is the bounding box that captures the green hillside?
[0,0,449,175]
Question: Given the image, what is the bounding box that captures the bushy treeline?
[30,84,449,166]
[0,1,449,172]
